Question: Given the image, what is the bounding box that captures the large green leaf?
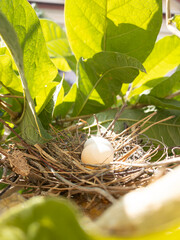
[0,197,90,240]
[129,35,180,99]
[0,1,52,144]
[139,95,180,110]
[149,71,180,100]
[40,19,76,72]
[73,51,145,116]
[65,0,162,62]
[0,0,57,99]
[86,108,180,147]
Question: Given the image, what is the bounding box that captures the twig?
[0,118,28,147]
[57,114,92,123]
[93,114,101,135]
[0,175,18,197]
[0,100,19,119]
[165,90,180,99]
[102,103,127,137]
[0,94,24,99]
[48,166,116,203]
[113,156,180,168]
[138,115,174,135]
[112,112,156,141]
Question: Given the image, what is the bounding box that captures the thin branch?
[49,166,116,203]
[102,103,127,137]
[0,94,24,99]
[0,118,27,147]
[113,156,180,168]
[165,90,180,99]
[57,114,92,123]
[0,100,19,119]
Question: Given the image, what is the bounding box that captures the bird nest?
[0,112,179,218]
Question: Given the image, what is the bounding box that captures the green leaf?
[54,83,77,118]
[0,55,22,95]
[19,103,51,144]
[65,0,162,62]
[139,95,180,110]
[40,19,76,72]
[176,65,180,72]
[73,51,145,116]
[0,1,52,144]
[35,82,59,116]
[0,55,23,113]
[38,80,63,129]
[149,71,180,100]
[0,0,57,99]
[86,108,180,147]
[0,197,90,240]
[129,35,180,99]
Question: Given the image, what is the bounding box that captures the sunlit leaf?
[0,55,22,94]
[0,0,57,99]
[40,19,76,72]
[0,1,52,144]
[173,15,180,31]
[0,55,23,113]
[54,83,77,118]
[129,36,180,99]
[65,0,162,62]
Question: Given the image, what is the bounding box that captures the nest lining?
[0,113,179,217]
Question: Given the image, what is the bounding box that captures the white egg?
[81,137,114,165]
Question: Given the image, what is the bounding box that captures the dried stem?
[49,166,116,203]
[102,103,127,137]
[0,100,19,119]
[165,90,180,99]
